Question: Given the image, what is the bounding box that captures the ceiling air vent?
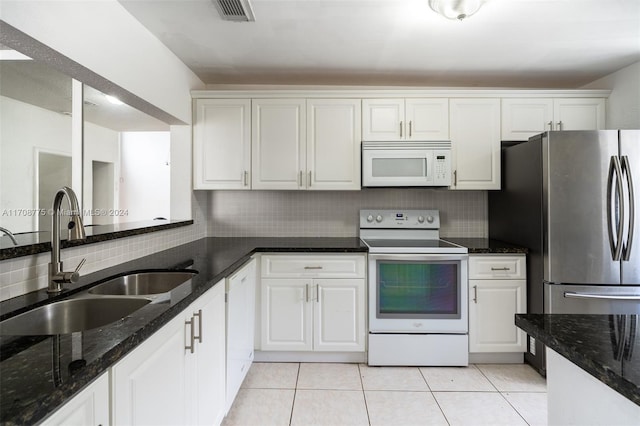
[213,0,256,22]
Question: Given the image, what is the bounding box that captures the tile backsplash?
[0,192,208,301]
[209,189,487,238]
[1,189,488,301]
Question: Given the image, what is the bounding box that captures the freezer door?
[545,283,640,314]
[621,130,640,284]
[544,131,621,285]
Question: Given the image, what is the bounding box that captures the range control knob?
[417,216,425,223]
[426,216,435,223]
[366,214,374,223]
[375,215,383,223]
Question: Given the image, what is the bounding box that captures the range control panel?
[359,209,441,229]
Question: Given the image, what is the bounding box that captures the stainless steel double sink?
[0,271,198,336]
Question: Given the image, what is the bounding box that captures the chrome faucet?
[48,186,86,293]
[0,226,18,245]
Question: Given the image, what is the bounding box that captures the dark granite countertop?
[0,237,366,425]
[0,220,193,260]
[443,238,528,254]
[515,314,640,406]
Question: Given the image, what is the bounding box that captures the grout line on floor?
[357,364,372,426]
[288,362,301,426]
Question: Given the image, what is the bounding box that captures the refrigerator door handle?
[607,156,625,261]
[621,155,635,261]
[564,291,640,301]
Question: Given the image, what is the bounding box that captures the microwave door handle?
[607,156,624,261]
[622,155,635,261]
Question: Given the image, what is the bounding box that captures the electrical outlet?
[529,336,536,355]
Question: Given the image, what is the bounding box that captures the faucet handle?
[68,258,86,283]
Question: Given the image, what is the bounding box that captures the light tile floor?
[222,362,547,426]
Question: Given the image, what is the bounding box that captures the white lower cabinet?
[112,281,226,426]
[225,258,257,413]
[41,373,110,426]
[260,254,366,353]
[468,255,527,353]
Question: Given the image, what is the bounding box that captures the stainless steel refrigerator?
[489,130,640,374]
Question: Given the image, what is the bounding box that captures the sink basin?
[88,271,197,296]
[0,297,151,335]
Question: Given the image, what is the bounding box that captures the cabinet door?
[252,99,306,189]
[469,279,527,353]
[307,99,361,190]
[193,99,251,190]
[405,98,449,140]
[191,282,226,425]
[450,98,501,190]
[261,278,313,351]
[313,279,366,352]
[226,260,256,413]
[112,314,188,425]
[362,99,404,141]
[501,98,553,140]
[41,373,109,426]
[553,98,605,130]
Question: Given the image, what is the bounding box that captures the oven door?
[368,253,468,333]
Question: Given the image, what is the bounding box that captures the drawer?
[469,255,526,280]
[261,254,366,278]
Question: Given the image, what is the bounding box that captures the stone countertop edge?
[0,236,367,425]
[515,314,640,407]
[443,237,529,254]
[0,220,194,261]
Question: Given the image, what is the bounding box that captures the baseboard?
[254,351,367,363]
[469,352,524,364]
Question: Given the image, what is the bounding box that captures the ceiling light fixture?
[428,0,484,21]
[104,94,124,105]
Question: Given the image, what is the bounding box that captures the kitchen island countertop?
[0,237,366,425]
[515,313,640,406]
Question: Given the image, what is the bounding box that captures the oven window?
[377,260,460,319]
[372,158,426,177]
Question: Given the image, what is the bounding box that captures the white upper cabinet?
[307,99,361,190]
[450,98,501,190]
[252,98,361,190]
[501,98,553,140]
[252,99,306,190]
[362,98,449,141]
[502,97,605,140]
[193,99,251,190]
[553,98,605,131]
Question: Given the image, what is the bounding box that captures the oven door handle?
[368,253,468,262]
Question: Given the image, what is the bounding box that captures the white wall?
[83,121,120,224]
[582,61,640,129]
[0,0,203,124]
[120,131,171,222]
[0,96,72,232]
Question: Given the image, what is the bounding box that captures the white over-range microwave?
[361,141,452,187]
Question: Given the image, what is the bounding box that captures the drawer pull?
[304,266,323,270]
[473,285,478,303]
[491,267,511,271]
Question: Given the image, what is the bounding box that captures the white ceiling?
[118,0,640,88]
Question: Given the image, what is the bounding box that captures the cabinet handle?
[304,266,323,270]
[185,317,195,354]
[308,171,312,187]
[400,121,403,138]
[409,120,412,137]
[305,283,310,302]
[453,170,457,186]
[193,309,203,344]
[299,171,303,186]
[547,121,553,131]
[243,170,249,186]
[556,121,563,131]
[473,285,478,304]
[491,267,511,271]
[315,284,319,303]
